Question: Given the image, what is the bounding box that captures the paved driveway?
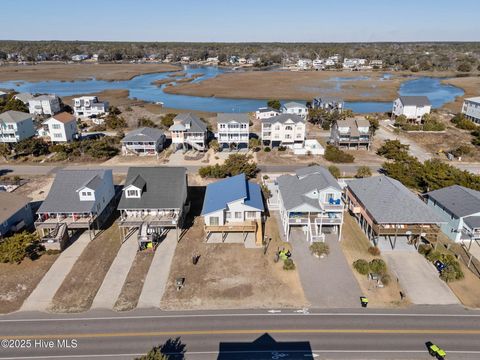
[290,229,362,308]
[383,251,459,305]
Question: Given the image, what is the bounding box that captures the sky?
[0,0,479,42]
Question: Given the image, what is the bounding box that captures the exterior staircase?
[185,138,205,151]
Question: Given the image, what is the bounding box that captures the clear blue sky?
[1,0,478,42]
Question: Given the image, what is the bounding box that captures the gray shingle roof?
[217,113,250,124]
[121,127,165,143]
[0,110,32,123]
[283,101,307,109]
[262,114,305,125]
[172,113,207,132]
[399,96,431,107]
[347,176,444,224]
[37,169,112,214]
[463,215,480,230]
[118,167,187,210]
[278,166,340,211]
[426,185,480,218]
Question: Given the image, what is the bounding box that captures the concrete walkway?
[21,232,91,312]
[91,232,138,309]
[290,229,362,308]
[137,230,177,308]
[384,251,459,305]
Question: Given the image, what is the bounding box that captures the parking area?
[383,251,459,305]
[289,229,362,308]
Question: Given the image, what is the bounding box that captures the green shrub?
[355,166,372,178]
[353,259,370,275]
[439,266,458,282]
[283,258,296,270]
[367,246,381,256]
[264,146,271,152]
[426,250,442,263]
[309,242,330,257]
[278,146,287,152]
[328,165,340,179]
[381,274,391,286]
[160,113,177,128]
[451,113,477,130]
[418,244,431,256]
[324,145,354,163]
[198,154,258,179]
[369,259,387,275]
[0,232,44,264]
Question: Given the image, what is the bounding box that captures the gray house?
[345,176,444,250]
[0,192,33,238]
[121,127,166,156]
[118,167,189,246]
[425,185,480,244]
[35,169,116,249]
[169,113,208,151]
[277,166,344,242]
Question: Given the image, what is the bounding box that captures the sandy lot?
[341,214,408,308]
[0,254,58,313]
[442,76,480,112]
[49,223,122,313]
[0,63,180,82]
[164,70,407,102]
[12,175,54,202]
[160,182,306,310]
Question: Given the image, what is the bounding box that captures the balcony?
[119,211,179,227]
[205,220,257,233]
[289,214,342,225]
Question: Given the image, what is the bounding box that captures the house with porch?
[117,167,189,247]
[28,95,61,116]
[392,96,431,123]
[35,169,116,250]
[425,185,480,248]
[201,174,264,247]
[0,192,34,238]
[312,97,344,113]
[0,110,36,143]
[255,107,280,120]
[281,102,308,119]
[345,176,444,250]
[330,117,372,150]
[169,113,208,152]
[216,113,250,150]
[73,96,109,119]
[41,112,78,143]
[121,127,166,156]
[261,114,306,149]
[277,166,344,242]
[461,97,480,124]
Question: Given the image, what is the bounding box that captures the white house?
[370,59,383,68]
[277,166,344,242]
[201,173,264,246]
[281,102,308,119]
[0,110,36,143]
[297,59,313,70]
[121,127,166,156]
[312,59,325,70]
[14,92,34,104]
[261,114,305,148]
[461,97,480,124]
[71,54,89,62]
[255,107,280,120]
[28,95,61,116]
[41,112,78,143]
[216,113,250,150]
[73,96,109,119]
[343,58,367,69]
[392,96,431,122]
[169,113,208,152]
[425,185,480,244]
[312,97,344,113]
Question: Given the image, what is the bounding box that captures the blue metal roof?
[201,174,264,215]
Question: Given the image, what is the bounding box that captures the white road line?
[1,311,480,323]
[2,350,480,359]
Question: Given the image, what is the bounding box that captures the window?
[209,217,219,226]
[52,124,61,129]
[235,212,242,219]
[127,189,139,197]
[226,212,231,219]
[7,124,14,130]
[246,211,257,219]
[53,133,62,138]
[82,191,92,197]
[285,126,293,131]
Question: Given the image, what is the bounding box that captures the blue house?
[425,185,480,244]
[0,192,33,238]
[201,174,264,246]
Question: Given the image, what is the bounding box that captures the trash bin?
[360,296,368,308]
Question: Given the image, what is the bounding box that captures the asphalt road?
[0,307,479,359]
[0,163,378,177]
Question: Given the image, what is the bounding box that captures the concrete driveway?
[290,229,362,308]
[383,251,459,305]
